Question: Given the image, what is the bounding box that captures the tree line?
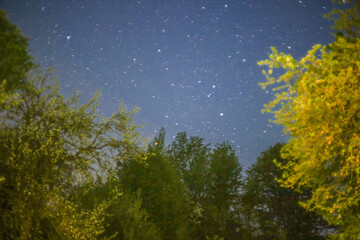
[0,0,359,239]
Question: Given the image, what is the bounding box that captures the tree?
[0,68,144,239]
[168,136,244,240]
[78,181,162,240]
[0,10,36,111]
[120,128,191,240]
[167,132,211,239]
[258,1,360,238]
[242,143,331,239]
[168,132,211,205]
[204,142,243,240]
[112,191,162,240]
[0,10,35,96]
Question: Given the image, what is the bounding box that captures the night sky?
[1,0,336,169]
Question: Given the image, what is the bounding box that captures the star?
[2,0,335,170]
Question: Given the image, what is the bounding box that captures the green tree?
[258,1,360,238]
[167,132,211,239]
[168,135,244,240]
[0,10,36,111]
[113,191,162,240]
[0,69,144,239]
[242,143,331,239]
[120,128,191,240]
[168,132,211,205]
[77,181,162,240]
[204,142,243,240]
[0,10,35,95]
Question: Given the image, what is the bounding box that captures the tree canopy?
[0,10,35,93]
[242,143,331,239]
[259,1,360,239]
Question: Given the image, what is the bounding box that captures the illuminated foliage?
[259,1,360,238]
[0,69,144,239]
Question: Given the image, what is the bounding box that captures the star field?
[1,0,335,169]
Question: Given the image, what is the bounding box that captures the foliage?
[242,143,331,239]
[0,68,144,239]
[5,5,359,239]
[98,188,162,240]
[167,132,211,239]
[168,134,244,240]
[325,0,360,40]
[0,10,35,95]
[120,129,191,240]
[203,142,243,240]
[259,2,360,238]
[115,191,162,240]
[168,132,211,205]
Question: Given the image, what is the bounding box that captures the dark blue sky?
[1,0,337,169]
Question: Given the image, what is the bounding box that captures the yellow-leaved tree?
[258,1,360,239]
